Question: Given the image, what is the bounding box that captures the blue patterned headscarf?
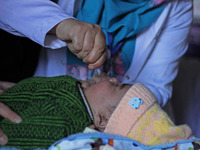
[67,0,167,79]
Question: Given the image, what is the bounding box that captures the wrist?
[47,18,75,35]
[55,18,76,41]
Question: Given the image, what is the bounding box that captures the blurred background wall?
[0,28,40,82]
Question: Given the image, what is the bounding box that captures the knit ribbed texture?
[105,83,192,145]
[0,76,92,149]
[105,83,157,136]
[127,103,192,145]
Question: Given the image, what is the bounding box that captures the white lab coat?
[0,0,193,106]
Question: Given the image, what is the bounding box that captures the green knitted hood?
[0,75,93,149]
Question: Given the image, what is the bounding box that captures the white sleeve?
[0,0,74,48]
[132,0,193,106]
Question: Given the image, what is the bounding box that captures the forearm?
[0,81,16,91]
[0,0,73,48]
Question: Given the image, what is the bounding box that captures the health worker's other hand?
[0,103,22,145]
[55,19,107,70]
[0,81,22,145]
[0,81,16,93]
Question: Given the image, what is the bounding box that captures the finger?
[83,46,106,67]
[0,89,3,94]
[83,26,106,65]
[72,31,85,54]
[0,102,22,123]
[0,129,8,145]
[0,81,16,91]
[66,35,83,55]
[88,49,107,69]
[83,25,106,64]
[78,27,96,59]
[66,42,75,53]
[65,26,85,54]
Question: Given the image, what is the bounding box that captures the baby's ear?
[95,114,109,132]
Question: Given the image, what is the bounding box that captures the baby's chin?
[97,127,106,132]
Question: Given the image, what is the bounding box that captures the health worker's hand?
[0,81,16,93]
[54,19,107,70]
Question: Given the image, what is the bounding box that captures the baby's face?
[82,74,131,131]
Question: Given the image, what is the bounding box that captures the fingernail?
[0,135,8,145]
[89,65,95,70]
[14,116,22,123]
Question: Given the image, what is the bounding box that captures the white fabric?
[0,0,75,48]
[49,139,94,150]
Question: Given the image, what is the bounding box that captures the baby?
[0,75,192,149]
[83,74,192,145]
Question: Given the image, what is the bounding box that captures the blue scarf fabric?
[67,0,166,80]
[76,0,166,52]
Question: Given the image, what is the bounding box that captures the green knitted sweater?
[0,76,93,149]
